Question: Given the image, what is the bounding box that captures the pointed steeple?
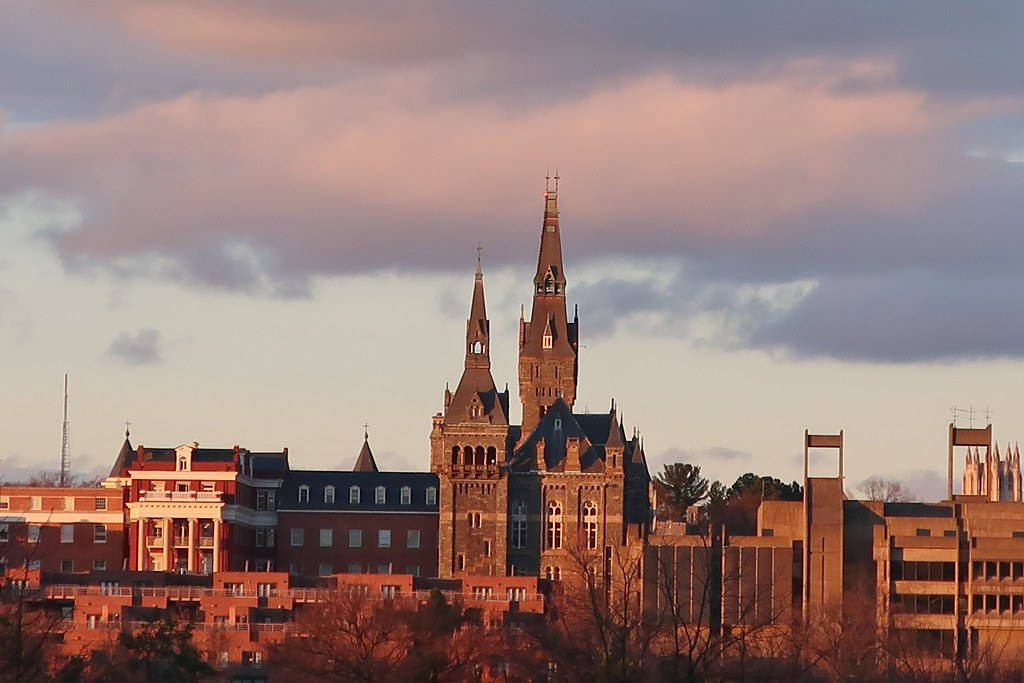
[533,189,567,295]
[465,249,490,370]
[109,426,135,477]
[353,429,379,472]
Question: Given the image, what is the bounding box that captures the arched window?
[475,446,485,466]
[546,501,562,549]
[582,501,598,550]
[349,485,361,504]
[511,502,527,549]
[544,566,554,580]
[451,446,460,465]
[486,446,497,465]
[375,486,386,504]
[298,485,309,503]
[426,487,437,506]
[463,446,473,464]
[400,486,411,505]
[178,457,187,471]
[324,486,335,504]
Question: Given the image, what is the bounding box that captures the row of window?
[0,497,108,512]
[289,527,421,549]
[891,593,954,615]
[450,446,498,467]
[288,562,420,576]
[0,523,107,543]
[973,560,1024,581]
[59,559,109,572]
[508,500,600,551]
[296,484,437,506]
[972,593,1024,614]
[891,560,956,582]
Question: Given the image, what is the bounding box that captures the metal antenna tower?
[60,373,70,487]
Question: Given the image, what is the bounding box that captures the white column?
[187,518,196,572]
[213,520,222,573]
[163,518,172,572]
[136,518,145,570]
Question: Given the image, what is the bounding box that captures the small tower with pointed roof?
[430,252,511,577]
[518,186,579,436]
[352,428,379,473]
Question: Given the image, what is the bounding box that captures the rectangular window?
[324,487,335,504]
[484,540,491,557]
[28,525,40,543]
[915,528,931,537]
[407,529,421,549]
[94,524,107,543]
[426,487,437,506]
[348,563,362,574]
[350,486,361,504]
[375,487,386,504]
[400,487,411,505]
[378,529,391,548]
[406,565,421,577]
[93,560,107,571]
[256,529,265,547]
[176,483,189,492]
[61,524,74,543]
[289,562,301,575]
[377,563,391,574]
[349,529,362,548]
[201,481,215,492]
[60,559,74,572]
[320,529,333,547]
[0,524,7,543]
[290,528,304,547]
[94,497,107,511]
[318,563,332,577]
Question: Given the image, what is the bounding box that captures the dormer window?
[426,487,437,506]
[324,486,335,504]
[178,457,187,471]
[298,485,309,503]
[349,486,361,504]
[400,486,411,505]
[375,486,386,504]
[554,418,562,430]
[542,334,553,349]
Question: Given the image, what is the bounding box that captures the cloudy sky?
[3,3,1024,499]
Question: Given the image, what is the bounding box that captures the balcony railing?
[42,584,543,603]
[138,491,223,502]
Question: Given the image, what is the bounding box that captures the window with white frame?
[94,497,107,511]
[546,501,562,549]
[320,528,333,547]
[94,524,107,543]
[1,524,10,543]
[324,486,335,504]
[378,529,391,548]
[347,563,362,573]
[375,486,386,504]
[290,528,304,547]
[349,528,362,547]
[400,486,411,505]
[28,525,40,543]
[93,560,107,571]
[256,529,266,547]
[298,485,310,503]
[582,501,598,550]
[350,486,361,504]
[426,487,437,506]
[318,563,332,577]
[407,529,420,549]
[511,501,527,549]
[61,524,74,543]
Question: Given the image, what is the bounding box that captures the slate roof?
[352,437,379,473]
[278,471,439,513]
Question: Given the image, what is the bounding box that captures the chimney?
[535,438,546,471]
[567,437,582,472]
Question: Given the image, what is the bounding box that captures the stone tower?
[518,188,579,437]
[430,255,511,576]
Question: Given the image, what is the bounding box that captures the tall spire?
[533,188,567,294]
[465,249,490,370]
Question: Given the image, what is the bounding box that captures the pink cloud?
[0,65,983,289]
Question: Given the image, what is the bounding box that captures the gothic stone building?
[430,188,652,579]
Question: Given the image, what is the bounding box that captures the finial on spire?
[545,169,551,193]
[362,422,369,441]
[554,169,559,192]
[476,242,483,277]
[124,420,131,439]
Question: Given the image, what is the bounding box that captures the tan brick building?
[431,187,652,580]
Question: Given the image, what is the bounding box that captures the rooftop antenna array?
[60,373,70,487]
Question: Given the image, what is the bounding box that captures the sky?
[3,3,1024,500]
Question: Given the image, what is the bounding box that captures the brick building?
[430,187,653,580]
[0,486,125,574]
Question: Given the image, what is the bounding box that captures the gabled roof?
[109,435,134,477]
[352,436,379,473]
[444,367,509,426]
[511,398,604,472]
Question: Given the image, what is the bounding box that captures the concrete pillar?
[136,519,145,570]
[187,518,196,572]
[213,520,221,573]
[163,518,171,572]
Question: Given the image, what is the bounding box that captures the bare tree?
[858,476,916,503]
